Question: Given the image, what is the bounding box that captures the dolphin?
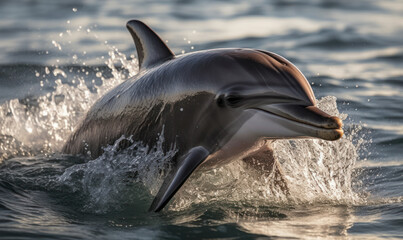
[63,20,343,212]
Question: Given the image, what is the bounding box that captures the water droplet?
[180,108,184,112]
[53,69,67,78]
[72,8,77,12]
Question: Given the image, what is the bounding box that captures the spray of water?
[0,49,138,161]
[56,134,177,213]
[274,96,360,204]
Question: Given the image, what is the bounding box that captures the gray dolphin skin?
[63,20,343,212]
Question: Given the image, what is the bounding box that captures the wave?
[374,52,403,62]
[383,76,403,88]
[297,28,384,50]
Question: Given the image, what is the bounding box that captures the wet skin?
[63,20,343,212]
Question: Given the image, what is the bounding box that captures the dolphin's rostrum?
[63,20,343,212]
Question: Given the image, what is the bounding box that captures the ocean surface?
[1,0,403,239]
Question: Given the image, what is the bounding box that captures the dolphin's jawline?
[252,108,344,141]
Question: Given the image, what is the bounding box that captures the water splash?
[0,47,138,162]
[274,96,360,204]
[57,134,177,214]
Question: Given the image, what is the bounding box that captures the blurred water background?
[0,0,403,239]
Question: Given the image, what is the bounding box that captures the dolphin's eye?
[225,94,243,107]
[216,93,243,108]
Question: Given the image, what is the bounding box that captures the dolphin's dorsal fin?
[149,146,209,212]
[126,20,174,69]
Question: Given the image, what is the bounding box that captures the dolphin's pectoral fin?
[149,146,209,212]
[126,20,174,69]
[242,143,289,194]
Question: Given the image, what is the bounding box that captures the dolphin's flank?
[63,20,343,212]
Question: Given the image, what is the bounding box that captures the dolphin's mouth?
[254,104,344,141]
